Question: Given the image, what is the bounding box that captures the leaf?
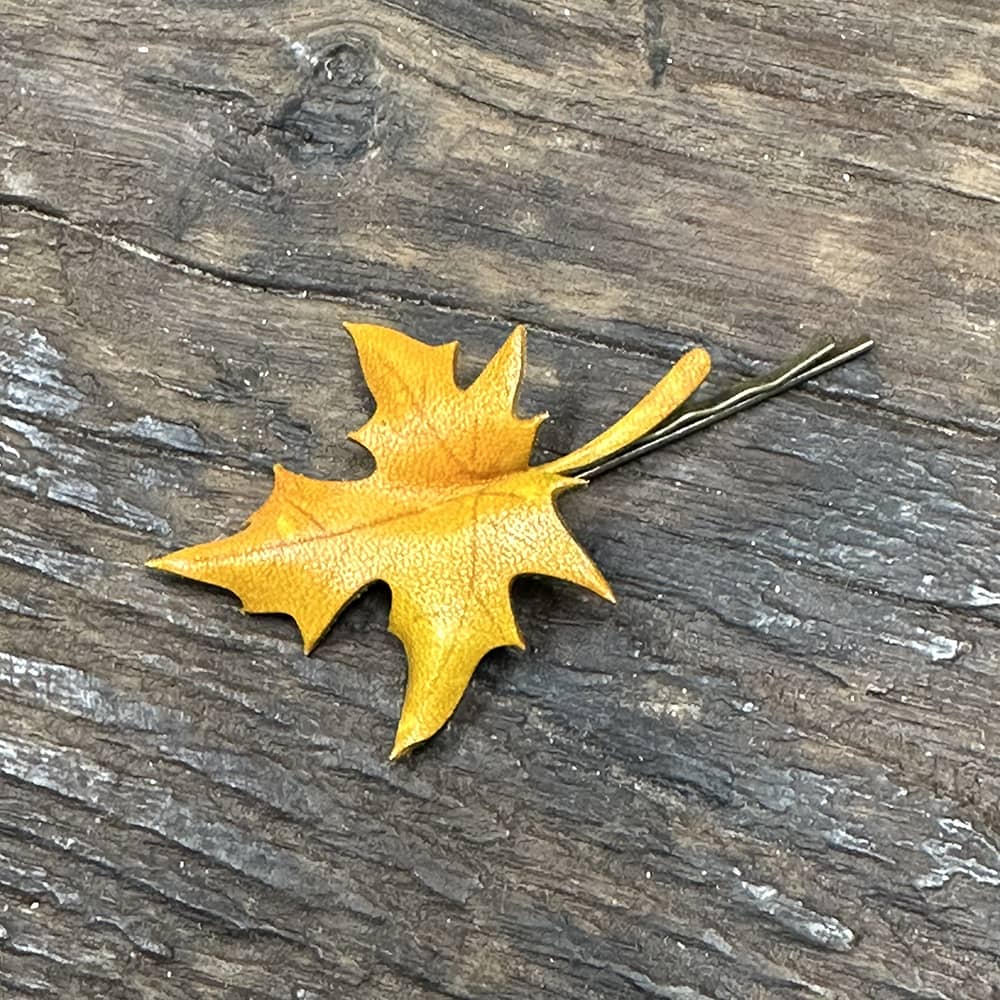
[149,324,710,758]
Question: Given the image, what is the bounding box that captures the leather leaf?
[149,324,710,758]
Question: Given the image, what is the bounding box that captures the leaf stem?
[573,335,875,481]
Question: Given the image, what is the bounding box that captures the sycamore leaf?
[148,324,710,758]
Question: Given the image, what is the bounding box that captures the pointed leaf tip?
[147,553,178,573]
[390,718,432,761]
[469,324,529,412]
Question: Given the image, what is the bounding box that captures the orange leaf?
[148,324,710,758]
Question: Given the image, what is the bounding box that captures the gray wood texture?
[1,1,999,997]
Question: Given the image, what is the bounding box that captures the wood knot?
[643,1,672,87]
[274,40,382,165]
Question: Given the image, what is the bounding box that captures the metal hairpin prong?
[575,335,874,481]
[654,335,838,436]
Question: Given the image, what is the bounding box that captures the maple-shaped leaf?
[149,324,710,758]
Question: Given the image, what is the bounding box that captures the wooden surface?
[2,2,999,997]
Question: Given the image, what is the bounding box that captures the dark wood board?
[1,1,999,997]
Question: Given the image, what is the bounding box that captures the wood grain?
[1,1,999,997]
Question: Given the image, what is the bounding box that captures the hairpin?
[149,324,873,758]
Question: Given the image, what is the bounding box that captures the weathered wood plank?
[3,0,999,430]
[3,212,1000,997]
[2,1,1000,998]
